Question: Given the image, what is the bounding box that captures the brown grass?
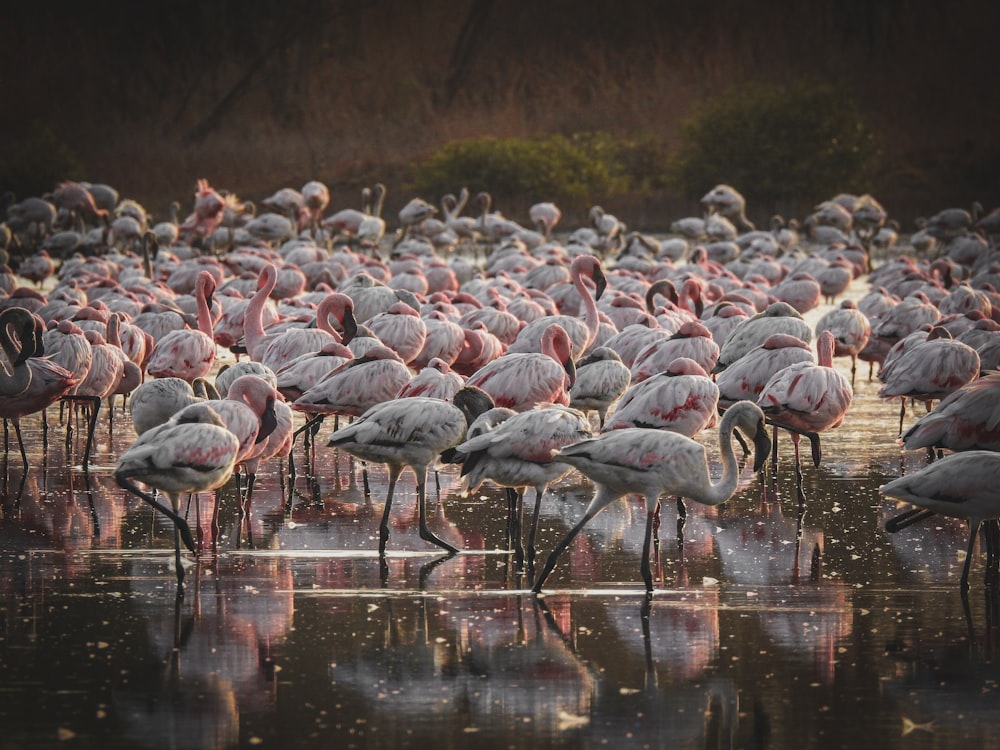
[2,0,998,229]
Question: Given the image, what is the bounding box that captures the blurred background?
[2,0,997,229]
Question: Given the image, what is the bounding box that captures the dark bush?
[0,125,85,201]
[406,133,664,210]
[667,82,883,214]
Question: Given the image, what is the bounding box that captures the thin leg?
[640,509,656,595]
[962,520,982,592]
[532,511,596,593]
[416,467,459,555]
[527,486,544,568]
[378,472,398,556]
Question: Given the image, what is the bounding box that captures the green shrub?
[406,133,658,208]
[667,82,883,213]
[0,124,85,200]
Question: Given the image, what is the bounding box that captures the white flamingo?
[532,401,771,593]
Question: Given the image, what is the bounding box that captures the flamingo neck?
[195,278,215,339]
[573,266,600,350]
[701,415,743,506]
[244,268,277,356]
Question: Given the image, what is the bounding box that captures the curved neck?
[244,266,277,356]
[700,412,744,506]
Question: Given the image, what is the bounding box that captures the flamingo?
[881,451,1000,590]
[532,401,772,593]
[129,376,216,436]
[454,403,593,565]
[366,300,428,365]
[273,342,354,402]
[115,403,240,590]
[756,330,854,473]
[0,307,40,397]
[715,333,814,410]
[568,346,632,428]
[325,385,494,558]
[899,372,1000,455]
[506,254,606,358]
[257,292,356,373]
[605,357,719,436]
[173,374,279,521]
[713,302,813,373]
[146,271,219,382]
[629,320,720,383]
[814,299,871,386]
[292,345,411,419]
[877,326,980,436]
[466,323,575,412]
[398,358,465,400]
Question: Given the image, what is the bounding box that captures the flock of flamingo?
[2,178,1000,595]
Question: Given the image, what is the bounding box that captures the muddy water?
[2,282,999,749]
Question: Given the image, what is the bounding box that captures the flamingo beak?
[255,397,278,443]
[564,356,577,389]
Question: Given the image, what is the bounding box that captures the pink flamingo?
[506,254,606,357]
[466,323,576,412]
[0,307,40,397]
[629,320,720,383]
[273,342,354,402]
[814,300,871,386]
[326,386,495,558]
[715,333,814,410]
[174,374,279,528]
[292,345,411,434]
[178,179,226,244]
[714,302,812,373]
[411,310,465,370]
[258,292,356,373]
[756,330,854,473]
[605,357,719,436]
[398,358,465,400]
[451,322,505,377]
[454,403,593,564]
[129,376,216,436]
[366,301,428,365]
[900,371,1000,455]
[115,402,240,590]
[878,326,980,436]
[532,401,771,593]
[146,271,218,382]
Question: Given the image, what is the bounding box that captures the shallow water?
[3,284,1000,749]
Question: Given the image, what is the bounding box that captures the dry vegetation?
[2,0,998,229]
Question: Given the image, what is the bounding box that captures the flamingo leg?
[378,466,400,556]
[527,486,545,568]
[416,466,459,555]
[885,507,936,533]
[640,508,656,595]
[12,418,27,469]
[532,511,596,593]
[962,519,982,592]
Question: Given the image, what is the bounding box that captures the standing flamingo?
[129,376,215,435]
[115,403,240,590]
[877,326,980,436]
[454,403,593,565]
[899,372,1000,454]
[881,451,1000,591]
[532,401,771,593]
[325,385,494,559]
[146,271,218,382]
[466,323,575,412]
[715,333,814,410]
[756,330,853,474]
[815,299,871,387]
